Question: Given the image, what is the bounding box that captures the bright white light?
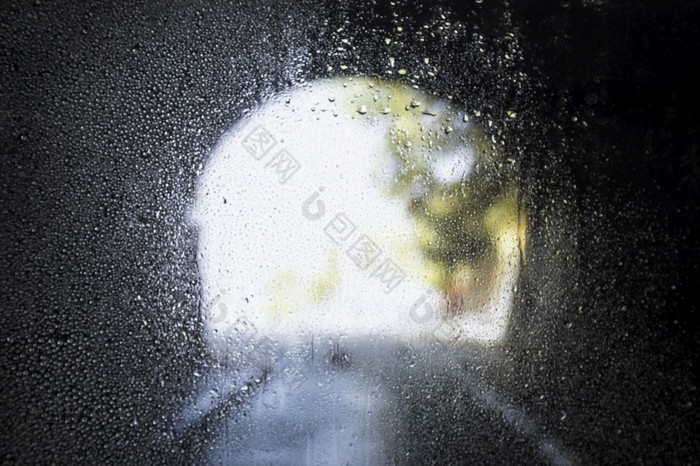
[191,77,521,350]
[431,147,476,184]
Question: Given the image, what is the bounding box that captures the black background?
[1,0,698,463]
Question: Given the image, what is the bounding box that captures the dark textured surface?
[1,0,697,463]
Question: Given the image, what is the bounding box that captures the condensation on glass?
[182,77,548,464]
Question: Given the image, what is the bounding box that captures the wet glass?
[1,1,697,464]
